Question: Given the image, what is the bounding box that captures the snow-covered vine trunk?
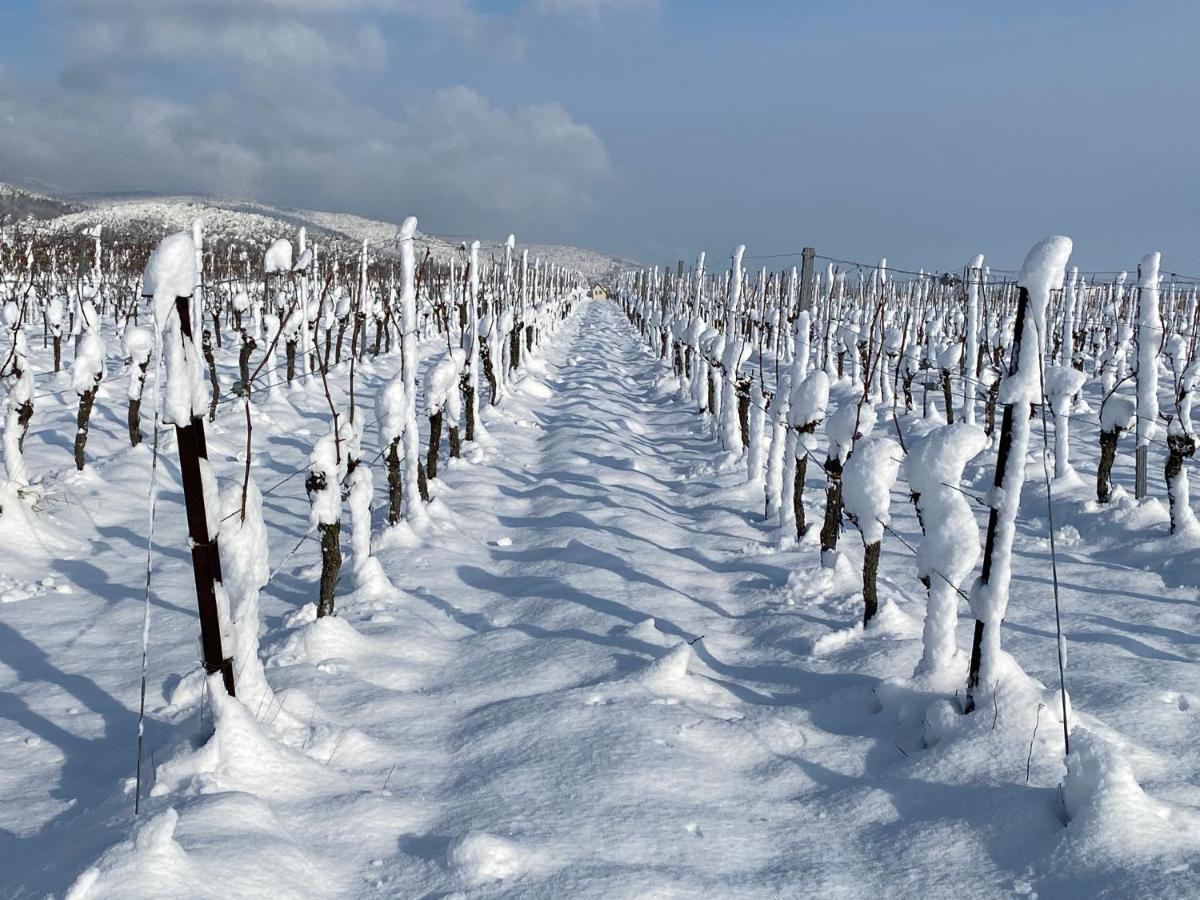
[719,246,746,455]
[764,373,789,519]
[398,217,427,514]
[1166,428,1197,534]
[965,236,1072,713]
[963,254,983,424]
[907,424,986,672]
[2,307,33,485]
[306,428,344,619]
[1134,252,1161,498]
[1164,340,1198,534]
[1097,394,1135,504]
[820,396,873,566]
[783,370,828,542]
[1045,366,1086,480]
[124,326,153,446]
[746,380,766,485]
[71,302,105,470]
[201,327,219,421]
[219,477,274,710]
[465,240,483,441]
[843,437,901,625]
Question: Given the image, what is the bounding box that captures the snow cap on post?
[1000,236,1072,405]
[1136,251,1162,447]
[142,231,197,329]
[1018,235,1072,322]
[728,244,746,308]
[399,216,418,243]
[263,238,293,274]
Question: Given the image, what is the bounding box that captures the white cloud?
[73,13,388,71]
[528,0,660,21]
[0,70,610,230]
[5,0,616,230]
[59,0,517,69]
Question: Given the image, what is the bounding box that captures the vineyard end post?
[173,294,236,697]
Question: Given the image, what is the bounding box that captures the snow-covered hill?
[0,182,82,223]
[0,183,635,281]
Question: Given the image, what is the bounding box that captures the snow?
[70,332,105,394]
[970,237,1073,700]
[905,423,987,672]
[842,436,901,544]
[123,326,153,399]
[1059,726,1200,890]
[826,395,876,464]
[376,371,408,445]
[789,369,829,434]
[1044,364,1087,414]
[1045,364,1088,478]
[123,326,154,365]
[423,349,462,415]
[218,477,274,715]
[444,831,530,887]
[141,232,197,328]
[1101,393,1137,432]
[4,290,1200,900]
[999,236,1072,406]
[263,238,293,275]
[307,429,345,527]
[1136,251,1162,448]
[162,314,208,426]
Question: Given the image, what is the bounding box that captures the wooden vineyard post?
[173,294,235,697]
[798,247,815,314]
[1135,443,1148,499]
[964,286,1029,713]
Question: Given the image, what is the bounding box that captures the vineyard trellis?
[2,216,1196,849]
[617,234,1200,766]
[0,215,587,815]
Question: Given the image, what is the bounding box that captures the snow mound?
[445,831,528,887]
[66,808,192,900]
[0,483,54,558]
[516,378,553,400]
[272,615,369,667]
[151,675,345,802]
[1064,728,1159,829]
[783,553,858,604]
[620,616,672,647]
[637,640,693,693]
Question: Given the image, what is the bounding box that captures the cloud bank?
[4,0,618,233]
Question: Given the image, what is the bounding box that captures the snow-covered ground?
[2,299,1200,897]
[0,183,634,283]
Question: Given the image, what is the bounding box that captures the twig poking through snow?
[1027,703,1045,783]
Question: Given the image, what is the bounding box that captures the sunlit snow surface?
[2,300,1200,897]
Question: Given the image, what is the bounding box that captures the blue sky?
[1,1,1197,273]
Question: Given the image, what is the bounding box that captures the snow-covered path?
[4,299,1200,897]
